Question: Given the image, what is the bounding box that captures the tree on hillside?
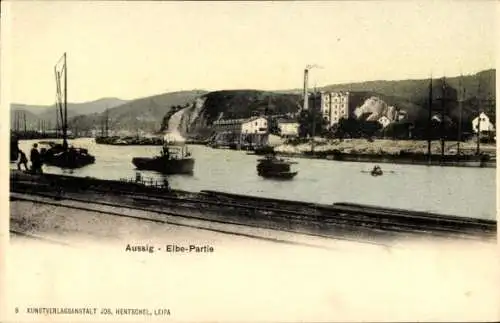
[334,118,360,138]
[330,118,381,139]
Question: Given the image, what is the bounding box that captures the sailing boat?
[95,108,110,144]
[41,53,96,169]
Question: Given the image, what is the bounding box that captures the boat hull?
[258,171,298,180]
[42,151,96,169]
[132,157,195,174]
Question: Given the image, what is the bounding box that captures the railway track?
[10,193,382,251]
[10,188,402,245]
[11,177,496,241]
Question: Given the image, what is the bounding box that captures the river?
[14,138,496,220]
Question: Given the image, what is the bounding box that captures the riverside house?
[472,112,496,142]
[212,117,269,149]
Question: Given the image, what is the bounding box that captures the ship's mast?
[105,107,109,137]
[311,85,317,153]
[55,52,68,148]
[63,53,68,149]
[440,78,446,158]
[457,76,464,156]
[427,77,432,163]
[476,81,482,155]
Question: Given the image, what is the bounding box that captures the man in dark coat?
[17,150,28,171]
[30,143,42,174]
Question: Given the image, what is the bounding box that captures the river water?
[14,138,496,220]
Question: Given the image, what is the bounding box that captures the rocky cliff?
[161,90,302,140]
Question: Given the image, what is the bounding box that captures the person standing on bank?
[17,150,28,171]
[30,143,42,174]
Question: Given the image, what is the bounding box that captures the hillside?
[10,97,128,129]
[163,90,303,140]
[321,69,495,103]
[10,109,41,131]
[11,69,494,137]
[102,90,208,132]
[321,69,496,121]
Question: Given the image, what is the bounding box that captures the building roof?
[277,118,298,124]
[473,112,495,125]
[213,116,265,125]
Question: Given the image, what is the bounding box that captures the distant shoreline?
[268,151,496,168]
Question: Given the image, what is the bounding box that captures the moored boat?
[132,144,194,174]
[257,154,298,180]
[41,53,96,169]
[41,142,95,169]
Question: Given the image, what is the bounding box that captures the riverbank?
[95,136,208,146]
[268,139,497,168]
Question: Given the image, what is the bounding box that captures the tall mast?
[311,85,317,153]
[23,112,27,133]
[427,77,432,162]
[440,78,446,158]
[457,76,464,156]
[476,80,481,155]
[105,107,109,137]
[63,52,68,149]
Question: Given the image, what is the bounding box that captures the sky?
[3,1,498,105]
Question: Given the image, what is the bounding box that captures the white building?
[308,91,352,128]
[242,117,268,134]
[378,116,391,129]
[472,112,495,133]
[213,116,268,134]
[212,116,269,148]
[277,119,299,137]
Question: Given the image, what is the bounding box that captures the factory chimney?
[303,68,309,111]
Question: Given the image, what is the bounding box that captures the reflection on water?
[14,138,496,220]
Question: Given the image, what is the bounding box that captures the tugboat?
[256,154,298,180]
[132,142,194,174]
[41,52,96,169]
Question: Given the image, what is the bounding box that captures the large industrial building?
[305,91,356,128]
[211,116,269,149]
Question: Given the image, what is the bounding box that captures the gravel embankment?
[274,138,496,155]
